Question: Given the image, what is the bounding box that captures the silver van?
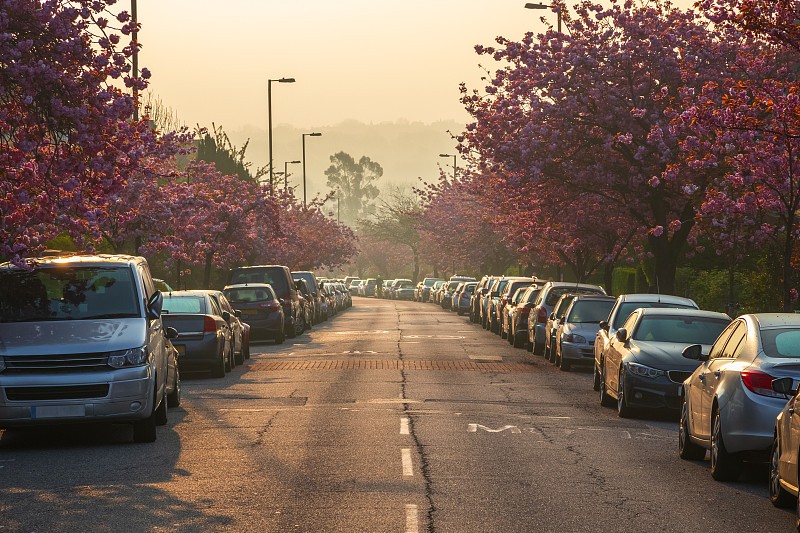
[0,254,178,442]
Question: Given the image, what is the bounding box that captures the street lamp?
[302,132,322,207]
[284,160,301,192]
[524,2,561,33]
[132,0,139,121]
[268,77,295,193]
[439,153,457,180]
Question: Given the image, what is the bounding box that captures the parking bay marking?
[400,417,410,435]
[405,504,419,533]
[402,448,413,477]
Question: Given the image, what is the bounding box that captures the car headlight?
[625,362,665,379]
[108,346,149,368]
[564,333,587,343]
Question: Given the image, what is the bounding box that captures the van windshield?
[0,266,140,322]
[229,267,287,292]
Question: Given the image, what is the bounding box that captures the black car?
[223,283,286,343]
[228,265,303,338]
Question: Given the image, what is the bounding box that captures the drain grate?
[247,360,534,372]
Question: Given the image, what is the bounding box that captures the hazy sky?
[137,0,696,131]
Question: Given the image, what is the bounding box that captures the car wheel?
[243,337,250,359]
[678,400,704,460]
[132,409,157,443]
[154,390,168,426]
[710,408,742,481]
[234,336,245,365]
[167,367,181,408]
[224,342,232,372]
[212,343,226,378]
[286,316,297,338]
[770,436,795,507]
[558,350,570,372]
[617,371,633,418]
[599,362,615,407]
[512,331,523,348]
[274,326,285,345]
[295,314,306,337]
[592,362,601,391]
[533,342,544,356]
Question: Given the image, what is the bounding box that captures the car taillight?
[281,299,291,308]
[259,302,280,312]
[537,307,547,323]
[519,307,531,316]
[204,316,218,333]
[741,370,785,398]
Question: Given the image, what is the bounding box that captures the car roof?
[0,254,142,270]
[571,294,615,301]
[617,293,697,306]
[751,313,800,329]
[637,308,730,320]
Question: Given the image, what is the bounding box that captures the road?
[0,297,794,532]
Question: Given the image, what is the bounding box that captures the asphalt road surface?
[0,297,795,532]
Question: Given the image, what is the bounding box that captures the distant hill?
[226,119,466,203]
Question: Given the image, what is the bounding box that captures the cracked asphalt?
[0,297,795,532]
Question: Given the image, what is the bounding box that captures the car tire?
[212,344,226,378]
[167,368,181,408]
[617,371,633,418]
[295,314,306,337]
[154,390,168,426]
[533,342,544,356]
[512,331,523,349]
[770,437,795,507]
[558,350,570,372]
[224,342,232,372]
[243,338,250,359]
[592,362,602,391]
[274,327,285,345]
[133,409,157,443]
[599,362,615,407]
[234,337,245,365]
[710,409,742,481]
[678,401,704,460]
[286,316,297,339]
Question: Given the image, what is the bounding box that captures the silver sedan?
[679,313,800,482]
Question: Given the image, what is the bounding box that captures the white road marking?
[400,418,410,435]
[468,355,502,362]
[468,423,522,434]
[365,399,422,404]
[402,448,413,477]
[405,504,419,533]
[404,335,465,339]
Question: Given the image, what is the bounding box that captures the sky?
[135,0,697,197]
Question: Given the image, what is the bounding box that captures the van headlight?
[108,346,149,368]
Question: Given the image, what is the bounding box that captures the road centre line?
[405,504,419,533]
[402,448,413,477]
[400,417,410,435]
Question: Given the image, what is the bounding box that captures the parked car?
[223,283,285,343]
[292,271,323,325]
[501,287,528,338]
[480,277,503,328]
[552,294,615,371]
[471,276,494,323]
[598,307,731,418]
[395,280,416,300]
[363,278,377,297]
[529,281,606,355]
[204,289,247,365]
[510,285,543,349]
[496,278,537,337]
[769,376,800,524]
[543,293,581,362]
[161,290,235,377]
[441,280,462,310]
[680,313,800,481]
[457,282,477,315]
[348,279,362,295]
[594,294,699,391]
[294,279,315,332]
[153,278,174,292]
[0,254,176,443]
[420,277,444,302]
[430,280,446,304]
[228,265,302,339]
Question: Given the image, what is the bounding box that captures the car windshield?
[568,300,615,323]
[0,266,140,323]
[224,287,275,303]
[424,279,441,287]
[162,295,206,314]
[545,286,603,306]
[523,288,542,303]
[761,328,800,358]
[612,302,696,329]
[229,267,286,292]
[632,316,730,344]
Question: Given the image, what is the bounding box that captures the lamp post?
[524,2,561,33]
[439,153,457,180]
[284,160,301,192]
[268,77,295,193]
[132,0,138,121]
[302,132,322,207]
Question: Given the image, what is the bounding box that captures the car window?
[708,320,739,359]
[553,296,575,318]
[225,287,274,302]
[568,299,615,323]
[633,316,730,344]
[612,301,697,329]
[162,295,206,314]
[761,328,800,358]
[720,321,746,358]
[620,311,639,333]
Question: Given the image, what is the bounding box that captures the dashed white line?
[405,504,419,533]
[402,448,413,477]
[400,417,410,435]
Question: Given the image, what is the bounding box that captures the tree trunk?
[604,262,615,296]
[203,251,214,289]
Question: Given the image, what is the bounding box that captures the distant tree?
[324,151,382,224]
[359,188,423,282]
[196,123,266,184]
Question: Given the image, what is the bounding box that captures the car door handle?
[698,373,706,383]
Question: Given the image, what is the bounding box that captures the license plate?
[241,309,258,315]
[32,405,85,419]
[174,344,185,355]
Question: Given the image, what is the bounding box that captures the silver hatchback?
[679,314,800,481]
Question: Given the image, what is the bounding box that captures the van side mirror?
[147,291,163,320]
[165,326,179,340]
[616,328,628,342]
[222,310,231,322]
[599,320,609,331]
[682,344,707,361]
[234,309,242,318]
[772,377,797,396]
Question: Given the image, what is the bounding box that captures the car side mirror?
[165,326,179,340]
[549,313,555,320]
[559,314,566,322]
[616,328,629,342]
[682,344,707,361]
[772,377,797,396]
[147,291,163,320]
[222,310,231,322]
[599,320,609,331]
[234,309,242,318]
